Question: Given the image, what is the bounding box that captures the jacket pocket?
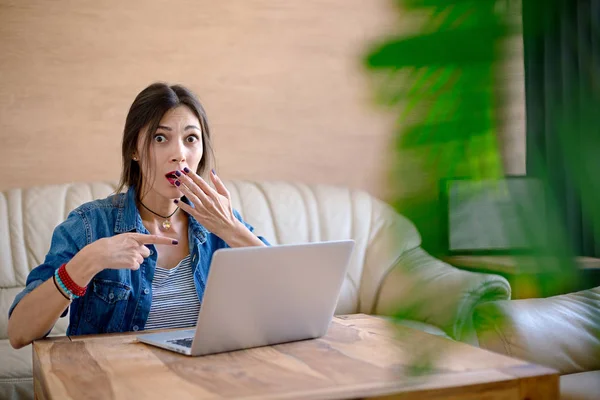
[83,279,131,333]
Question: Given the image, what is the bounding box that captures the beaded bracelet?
[57,263,87,297]
[54,268,77,299]
[52,274,71,301]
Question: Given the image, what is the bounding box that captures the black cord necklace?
[139,201,179,230]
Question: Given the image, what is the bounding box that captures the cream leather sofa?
[474,287,600,400]
[0,180,511,399]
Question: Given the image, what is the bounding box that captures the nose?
[171,142,185,164]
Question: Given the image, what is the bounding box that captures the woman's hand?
[66,233,178,286]
[174,169,240,237]
[175,169,264,247]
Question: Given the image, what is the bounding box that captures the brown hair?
[114,82,214,202]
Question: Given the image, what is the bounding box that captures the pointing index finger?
[129,233,178,245]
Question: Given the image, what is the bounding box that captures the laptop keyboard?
[167,337,194,348]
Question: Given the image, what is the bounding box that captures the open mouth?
[165,172,178,186]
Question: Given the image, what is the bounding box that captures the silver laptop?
[136,240,355,356]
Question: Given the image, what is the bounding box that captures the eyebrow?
[156,125,201,131]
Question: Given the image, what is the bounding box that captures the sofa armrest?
[374,247,511,343]
[473,287,600,374]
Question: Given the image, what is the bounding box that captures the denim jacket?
[8,186,269,336]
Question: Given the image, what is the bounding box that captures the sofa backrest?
[0,180,421,340]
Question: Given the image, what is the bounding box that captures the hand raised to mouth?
[172,168,241,240]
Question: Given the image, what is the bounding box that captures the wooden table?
[33,314,558,400]
[443,255,600,298]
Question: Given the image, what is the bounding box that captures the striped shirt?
[144,254,201,331]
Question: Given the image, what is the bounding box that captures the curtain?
[524,0,600,257]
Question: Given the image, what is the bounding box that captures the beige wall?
[0,0,525,210]
[0,0,397,196]
[498,34,527,175]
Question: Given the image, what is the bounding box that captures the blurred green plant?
[363,0,599,376]
[365,0,509,256]
[362,0,512,375]
[364,0,592,295]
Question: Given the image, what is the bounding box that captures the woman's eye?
[154,134,167,143]
[186,135,199,143]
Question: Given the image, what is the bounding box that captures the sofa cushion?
[474,287,600,375]
[0,340,31,380]
[560,371,600,400]
[224,180,422,315]
[0,379,33,400]
[0,338,33,398]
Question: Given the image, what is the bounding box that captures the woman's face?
[136,105,203,199]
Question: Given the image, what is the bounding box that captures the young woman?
[8,83,269,349]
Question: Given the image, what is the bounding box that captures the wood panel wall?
[0,0,397,196]
[0,0,524,204]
